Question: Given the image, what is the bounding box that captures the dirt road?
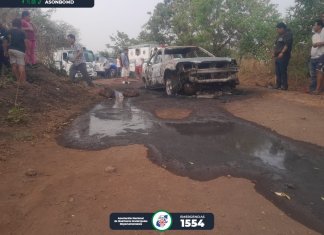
[1,78,323,235]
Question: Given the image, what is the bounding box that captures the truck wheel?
[142,77,148,89]
[165,78,179,96]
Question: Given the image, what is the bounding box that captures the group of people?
[0,11,37,85]
[274,14,324,94]
[117,48,144,85]
[1,11,323,94]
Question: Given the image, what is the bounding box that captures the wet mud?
[57,91,324,233]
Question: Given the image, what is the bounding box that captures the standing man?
[67,34,94,87]
[116,55,121,77]
[0,22,10,77]
[121,48,130,84]
[309,20,324,92]
[7,19,27,85]
[135,48,144,80]
[273,22,293,90]
[21,11,37,67]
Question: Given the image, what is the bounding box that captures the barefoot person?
[7,18,27,85]
[21,10,37,67]
[67,34,94,87]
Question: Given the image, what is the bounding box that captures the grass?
[6,106,28,124]
[238,56,310,91]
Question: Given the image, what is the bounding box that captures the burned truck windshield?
[164,47,214,58]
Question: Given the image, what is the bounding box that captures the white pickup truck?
[53,48,97,78]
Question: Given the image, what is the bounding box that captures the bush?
[6,106,28,124]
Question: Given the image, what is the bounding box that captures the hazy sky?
[51,0,295,52]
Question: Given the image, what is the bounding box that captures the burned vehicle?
[142,46,239,95]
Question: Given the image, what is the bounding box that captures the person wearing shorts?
[121,48,130,84]
[7,18,27,85]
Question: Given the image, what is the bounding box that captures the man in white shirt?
[135,48,144,80]
[310,20,324,92]
[313,20,324,95]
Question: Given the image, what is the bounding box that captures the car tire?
[142,77,148,89]
[165,78,179,96]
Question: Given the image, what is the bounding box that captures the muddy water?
[58,95,324,233]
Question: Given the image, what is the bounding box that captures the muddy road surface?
[58,87,324,233]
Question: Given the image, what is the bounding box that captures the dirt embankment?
[0,65,102,159]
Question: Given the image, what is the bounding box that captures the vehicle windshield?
[164,47,214,59]
[84,51,95,62]
[68,50,96,63]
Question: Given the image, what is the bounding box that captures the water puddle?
[57,96,324,233]
[88,93,151,137]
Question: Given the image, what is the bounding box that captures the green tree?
[139,0,175,44]
[109,31,140,49]
[0,8,78,65]
[140,0,280,59]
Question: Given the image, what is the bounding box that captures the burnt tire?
[165,78,179,96]
[142,77,148,89]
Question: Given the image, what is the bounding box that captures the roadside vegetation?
[108,0,323,89]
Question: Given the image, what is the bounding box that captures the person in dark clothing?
[7,18,27,85]
[0,22,10,76]
[273,22,293,90]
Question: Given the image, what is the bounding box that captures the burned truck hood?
[174,57,233,64]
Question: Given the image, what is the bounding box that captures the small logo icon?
[152,211,172,231]
[21,0,42,5]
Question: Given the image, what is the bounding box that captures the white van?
[128,44,159,73]
[53,48,97,78]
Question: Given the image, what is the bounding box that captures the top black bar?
[0,0,94,8]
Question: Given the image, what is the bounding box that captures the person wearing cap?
[273,22,293,90]
[120,48,130,84]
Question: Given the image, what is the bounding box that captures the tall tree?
[140,0,280,59]
[109,31,140,50]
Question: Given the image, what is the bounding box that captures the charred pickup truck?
[142,46,239,96]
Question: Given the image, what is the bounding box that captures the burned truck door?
[149,50,164,87]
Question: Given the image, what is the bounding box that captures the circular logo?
[152,210,173,231]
